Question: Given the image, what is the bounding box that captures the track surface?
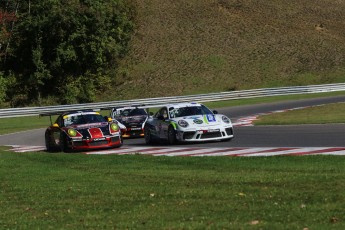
[1,95,345,154]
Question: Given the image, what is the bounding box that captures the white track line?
[5,145,345,156]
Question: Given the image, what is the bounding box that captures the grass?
[0,116,52,135]
[101,0,345,101]
[254,102,345,125]
[0,148,344,229]
[203,91,345,108]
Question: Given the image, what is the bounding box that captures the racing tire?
[59,133,71,153]
[45,132,59,152]
[167,126,177,145]
[144,125,155,144]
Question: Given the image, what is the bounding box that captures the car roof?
[113,106,146,111]
[62,110,99,117]
[40,109,98,117]
[162,102,203,108]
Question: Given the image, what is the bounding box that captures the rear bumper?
[121,128,144,138]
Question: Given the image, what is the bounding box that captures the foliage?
[0,72,7,104]
[0,0,134,106]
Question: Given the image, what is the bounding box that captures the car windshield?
[64,114,106,126]
[169,105,213,118]
[117,108,147,117]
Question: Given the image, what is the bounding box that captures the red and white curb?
[5,145,345,156]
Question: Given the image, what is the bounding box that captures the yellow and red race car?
[43,110,122,152]
[111,106,148,138]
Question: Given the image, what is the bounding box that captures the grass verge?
[0,149,344,229]
[254,102,345,125]
[0,116,51,135]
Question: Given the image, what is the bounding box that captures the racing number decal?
[206,114,216,123]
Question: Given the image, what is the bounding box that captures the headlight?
[67,129,77,137]
[178,120,189,128]
[110,123,120,131]
[222,116,231,124]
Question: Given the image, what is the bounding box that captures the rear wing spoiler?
[39,109,102,125]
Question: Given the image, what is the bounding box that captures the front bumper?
[176,127,234,142]
[68,135,122,151]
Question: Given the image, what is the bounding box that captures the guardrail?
[0,83,344,118]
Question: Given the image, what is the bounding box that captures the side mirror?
[104,116,112,122]
[213,110,218,114]
[53,123,59,128]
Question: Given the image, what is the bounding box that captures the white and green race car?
[144,102,234,144]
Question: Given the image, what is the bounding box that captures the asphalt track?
[0,95,344,149]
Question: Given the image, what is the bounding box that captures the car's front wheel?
[45,131,59,152]
[144,126,154,144]
[167,126,177,145]
[59,133,71,152]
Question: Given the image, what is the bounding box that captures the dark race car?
[111,106,148,138]
[43,110,123,152]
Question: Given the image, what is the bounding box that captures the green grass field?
[2,1,345,228]
[1,94,344,229]
[101,0,345,101]
[0,116,51,135]
[0,149,344,229]
[254,102,345,125]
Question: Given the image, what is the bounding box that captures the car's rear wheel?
[167,126,177,145]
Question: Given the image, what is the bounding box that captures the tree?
[0,72,7,104]
[0,0,19,62]
[2,0,134,106]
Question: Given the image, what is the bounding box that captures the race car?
[43,110,123,152]
[143,102,234,144]
[111,106,148,138]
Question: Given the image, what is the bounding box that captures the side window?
[162,108,168,119]
[155,108,168,119]
[55,116,63,127]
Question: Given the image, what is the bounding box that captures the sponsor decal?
[193,119,203,124]
[93,137,106,141]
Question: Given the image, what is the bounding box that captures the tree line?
[0,0,134,107]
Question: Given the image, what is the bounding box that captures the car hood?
[172,114,223,127]
[63,122,112,138]
[67,122,109,130]
[117,115,147,126]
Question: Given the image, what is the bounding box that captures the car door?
[159,107,170,139]
[153,107,170,139]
